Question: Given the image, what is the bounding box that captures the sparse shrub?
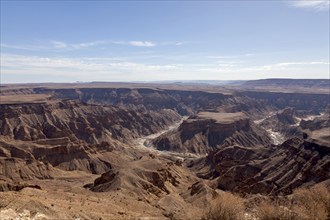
[292,184,329,220]
[255,200,299,220]
[255,185,330,220]
[202,192,245,220]
[202,186,330,220]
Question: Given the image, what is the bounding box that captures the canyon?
[0,79,329,219]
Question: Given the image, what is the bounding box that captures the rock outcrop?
[152,112,272,154]
[260,108,303,141]
[1,86,271,116]
[0,180,41,192]
[300,113,330,131]
[0,100,181,179]
[261,108,298,127]
[195,137,330,195]
[84,156,196,199]
[299,113,330,146]
[242,91,330,111]
[0,83,329,217]
[241,79,330,91]
[0,100,181,144]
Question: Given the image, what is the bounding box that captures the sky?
[0,1,329,83]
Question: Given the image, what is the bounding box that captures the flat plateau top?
[0,82,233,94]
[195,112,248,123]
[0,94,51,104]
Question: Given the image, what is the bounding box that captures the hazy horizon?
[1,1,329,83]
[2,78,330,86]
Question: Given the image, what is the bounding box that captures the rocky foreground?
[0,82,329,219]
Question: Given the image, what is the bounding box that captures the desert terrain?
[0,79,329,219]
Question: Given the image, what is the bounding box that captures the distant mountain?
[145,80,247,85]
[242,78,330,89]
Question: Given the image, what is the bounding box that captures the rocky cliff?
[260,108,303,141]
[0,100,180,144]
[299,113,330,147]
[0,83,329,219]
[0,100,181,180]
[242,91,330,111]
[152,112,272,154]
[194,137,330,195]
[1,87,271,116]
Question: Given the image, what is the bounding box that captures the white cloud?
[1,40,197,52]
[1,40,106,51]
[216,60,245,68]
[112,40,158,47]
[51,40,108,50]
[208,53,254,59]
[70,41,106,49]
[291,0,330,10]
[51,41,67,48]
[1,53,329,82]
[245,53,254,57]
[128,41,156,47]
[260,61,330,70]
[0,43,49,51]
[0,54,177,81]
[193,60,329,80]
[1,40,158,51]
[160,41,198,46]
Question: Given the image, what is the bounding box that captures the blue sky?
[1,1,329,83]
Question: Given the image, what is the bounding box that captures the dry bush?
[255,185,330,220]
[255,200,300,220]
[202,192,245,220]
[292,184,329,220]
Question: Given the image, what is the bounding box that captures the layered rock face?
[0,87,269,188]
[299,113,330,146]
[240,79,330,94]
[259,108,330,146]
[0,100,181,180]
[0,101,180,144]
[241,78,330,91]
[300,113,330,131]
[260,108,303,141]
[194,137,329,195]
[28,87,219,115]
[0,85,328,203]
[243,91,330,111]
[0,100,180,144]
[3,87,269,116]
[152,112,272,154]
[261,108,298,127]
